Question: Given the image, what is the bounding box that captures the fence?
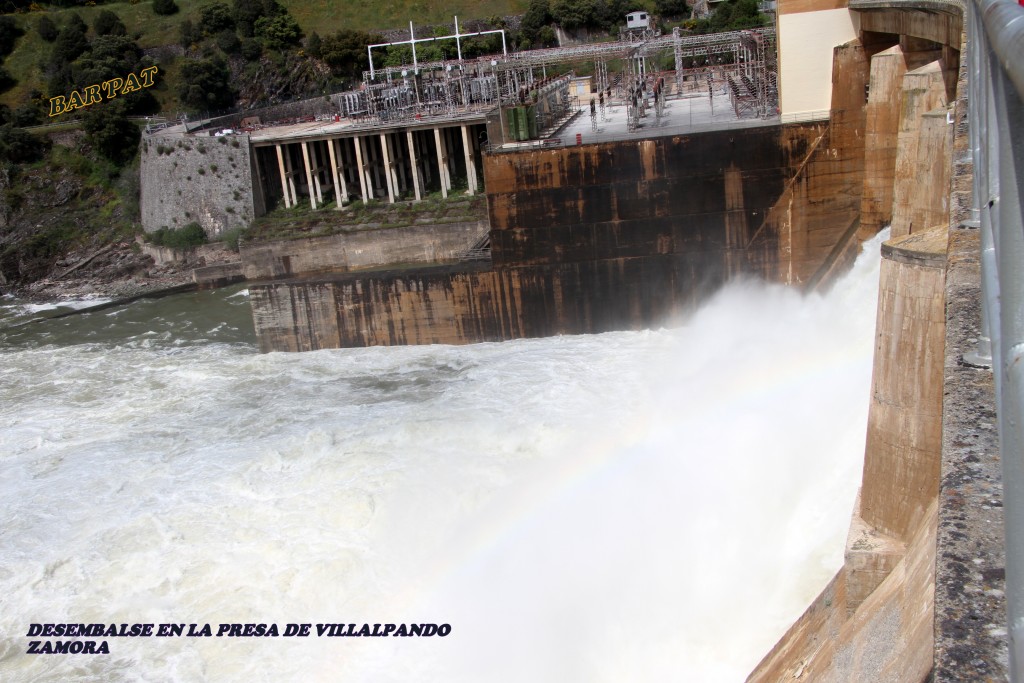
[967,0,1024,678]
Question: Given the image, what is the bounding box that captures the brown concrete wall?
[856,6,962,51]
[484,125,824,277]
[749,500,937,683]
[238,220,488,280]
[860,227,948,540]
[891,62,951,237]
[751,40,868,289]
[749,228,947,683]
[249,117,885,352]
[861,46,909,235]
[249,253,717,352]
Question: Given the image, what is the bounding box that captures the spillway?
[0,230,885,681]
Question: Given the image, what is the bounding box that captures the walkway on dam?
[532,91,782,149]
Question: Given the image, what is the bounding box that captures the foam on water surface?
[0,234,886,682]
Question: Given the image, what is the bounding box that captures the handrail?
[967,0,1024,679]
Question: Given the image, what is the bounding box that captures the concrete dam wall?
[249,121,871,352]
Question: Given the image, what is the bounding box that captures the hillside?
[0,0,530,114]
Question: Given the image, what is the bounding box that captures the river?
[0,232,885,682]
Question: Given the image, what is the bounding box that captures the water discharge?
[0,231,886,682]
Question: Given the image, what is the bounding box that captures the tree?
[654,0,688,15]
[179,19,199,48]
[83,100,140,164]
[12,103,41,126]
[93,10,127,37]
[319,29,379,81]
[36,16,58,43]
[0,16,23,57]
[0,66,15,95]
[239,37,262,60]
[215,29,241,54]
[50,26,89,67]
[551,0,599,30]
[0,124,48,163]
[152,0,179,16]
[254,14,302,50]
[521,0,553,44]
[66,13,87,34]
[536,25,558,47]
[177,57,235,111]
[199,3,235,36]
[233,0,286,37]
[305,31,321,58]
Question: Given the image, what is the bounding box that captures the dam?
[130,0,1023,679]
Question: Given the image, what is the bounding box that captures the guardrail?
[967,0,1024,678]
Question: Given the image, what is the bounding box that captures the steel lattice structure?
[357,26,778,125]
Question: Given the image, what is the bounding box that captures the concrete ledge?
[193,262,243,289]
[933,225,1008,680]
[845,494,907,616]
[880,223,949,267]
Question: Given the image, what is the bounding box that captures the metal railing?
[967,0,1024,678]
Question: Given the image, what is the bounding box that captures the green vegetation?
[147,221,208,249]
[218,224,249,251]
[82,100,139,163]
[688,0,770,32]
[0,141,141,283]
[247,194,488,243]
[152,0,179,17]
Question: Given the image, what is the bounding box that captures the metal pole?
[455,15,462,62]
[972,0,1024,677]
[410,21,418,74]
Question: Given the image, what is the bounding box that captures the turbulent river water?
[0,232,885,682]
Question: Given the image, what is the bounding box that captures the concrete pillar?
[860,45,908,237]
[282,144,298,208]
[327,137,344,208]
[443,127,456,187]
[434,127,449,198]
[354,135,370,203]
[407,130,422,201]
[860,225,948,542]
[275,144,291,208]
[891,61,949,238]
[335,139,350,203]
[388,132,405,197]
[310,142,324,205]
[379,133,396,203]
[461,124,477,195]
[417,130,432,186]
[301,141,317,210]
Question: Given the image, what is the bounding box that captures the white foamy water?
[0,233,885,682]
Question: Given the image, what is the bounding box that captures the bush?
[82,102,141,164]
[239,37,262,60]
[12,103,41,127]
[36,16,58,42]
[219,225,248,252]
[0,66,16,95]
[148,222,207,249]
[180,19,200,48]
[215,29,241,54]
[0,16,22,58]
[177,57,235,111]
[93,10,127,37]
[51,26,88,66]
[66,13,87,34]
[152,0,179,16]
[199,3,235,36]
[305,31,321,58]
[254,14,302,50]
[0,124,49,163]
